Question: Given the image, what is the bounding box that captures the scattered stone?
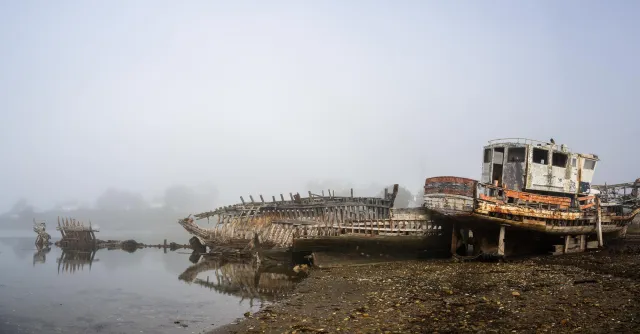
[210,237,640,334]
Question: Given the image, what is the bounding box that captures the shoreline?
[210,240,640,333]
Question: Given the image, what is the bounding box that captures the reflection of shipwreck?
[57,248,98,274]
[33,246,51,266]
[179,257,302,304]
[423,138,640,257]
[179,185,449,259]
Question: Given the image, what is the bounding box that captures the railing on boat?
[487,138,569,150]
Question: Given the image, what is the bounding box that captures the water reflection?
[57,248,98,274]
[179,256,305,307]
[32,245,51,266]
[37,243,304,307]
[2,237,307,334]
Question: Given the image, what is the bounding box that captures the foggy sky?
[1,1,638,212]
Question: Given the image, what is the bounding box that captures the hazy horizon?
[2,1,638,213]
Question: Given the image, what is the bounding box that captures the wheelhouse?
[481,138,599,196]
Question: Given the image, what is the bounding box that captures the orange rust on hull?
[479,194,504,204]
[476,201,583,220]
[504,189,571,206]
[580,203,595,210]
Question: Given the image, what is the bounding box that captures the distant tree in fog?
[305,180,353,197]
[10,198,33,213]
[95,188,148,211]
[163,184,218,212]
[2,198,36,218]
[163,185,197,211]
[306,180,393,198]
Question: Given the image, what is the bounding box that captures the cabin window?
[532,148,548,164]
[552,152,568,168]
[483,149,491,163]
[584,159,596,170]
[572,158,577,167]
[507,147,526,162]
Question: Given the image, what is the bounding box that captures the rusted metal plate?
[424,176,477,197]
[504,189,571,205]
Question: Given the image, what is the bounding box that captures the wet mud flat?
[212,237,640,333]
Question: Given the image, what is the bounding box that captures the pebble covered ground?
[212,237,640,334]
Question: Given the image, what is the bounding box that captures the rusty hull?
[423,177,638,236]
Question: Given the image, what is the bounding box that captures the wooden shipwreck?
[423,138,640,257]
[179,185,449,260]
[55,217,99,248]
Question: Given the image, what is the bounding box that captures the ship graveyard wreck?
[33,217,191,253]
[179,138,640,263]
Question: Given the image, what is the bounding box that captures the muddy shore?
[211,235,640,333]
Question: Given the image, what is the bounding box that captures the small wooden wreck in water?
[423,138,640,257]
[55,217,100,248]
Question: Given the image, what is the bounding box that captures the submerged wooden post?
[498,225,506,256]
[564,235,570,254]
[580,235,586,252]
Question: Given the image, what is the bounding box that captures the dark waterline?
[0,236,300,334]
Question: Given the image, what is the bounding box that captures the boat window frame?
[483,148,492,163]
[532,147,548,165]
[552,151,568,168]
[584,159,597,170]
[506,146,526,163]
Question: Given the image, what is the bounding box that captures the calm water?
[0,236,301,334]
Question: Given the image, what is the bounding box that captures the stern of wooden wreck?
[423,176,476,217]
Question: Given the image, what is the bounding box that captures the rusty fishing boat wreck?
[424,138,640,258]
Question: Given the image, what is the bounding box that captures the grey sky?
[1,1,638,212]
